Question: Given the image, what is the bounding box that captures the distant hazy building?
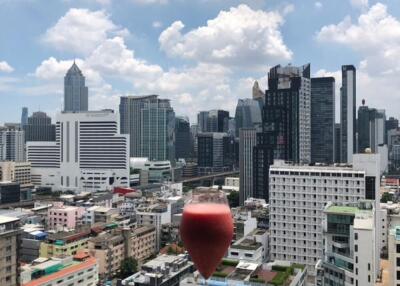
[234,98,262,137]
[252,80,265,100]
[21,107,28,126]
[239,128,257,205]
[253,63,311,201]
[0,126,25,161]
[24,111,55,142]
[386,117,399,143]
[388,128,400,173]
[311,77,335,164]
[340,65,356,163]
[175,117,191,160]
[119,95,175,162]
[64,62,88,112]
[197,110,229,133]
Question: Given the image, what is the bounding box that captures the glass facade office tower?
[175,117,192,160]
[197,110,229,133]
[119,95,175,163]
[234,98,263,137]
[64,62,88,112]
[340,65,356,163]
[311,77,335,164]
[24,111,56,142]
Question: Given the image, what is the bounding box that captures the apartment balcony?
[332,241,349,249]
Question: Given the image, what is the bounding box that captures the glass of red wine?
[180,188,234,281]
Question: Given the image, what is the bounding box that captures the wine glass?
[180,188,234,281]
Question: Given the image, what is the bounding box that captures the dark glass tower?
[175,117,192,160]
[24,111,56,142]
[311,77,335,164]
[64,62,88,112]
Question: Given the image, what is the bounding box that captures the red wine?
[180,203,233,279]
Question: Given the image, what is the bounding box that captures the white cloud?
[350,0,368,10]
[159,4,292,69]
[131,0,168,4]
[315,2,322,9]
[0,61,14,73]
[316,3,400,117]
[42,8,129,55]
[152,21,162,29]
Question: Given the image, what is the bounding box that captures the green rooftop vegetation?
[325,205,359,215]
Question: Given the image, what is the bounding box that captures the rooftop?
[0,215,19,224]
[325,205,360,215]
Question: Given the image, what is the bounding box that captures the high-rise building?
[253,63,311,201]
[197,132,233,175]
[0,126,25,161]
[21,107,28,126]
[0,216,20,286]
[239,128,257,205]
[234,98,262,137]
[357,100,386,153]
[269,153,380,275]
[386,117,399,144]
[252,80,265,100]
[311,77,335,164]
[119,95,175,162]
[175,117,191,160]
[388,128,400,173]
[389,226,400,286]
[24,111,55,142]
[318,201,378,286]
[340,65,356,163]
[334,123,341,163]
[27,110,129,192]
[197,110,229,133]
[64,62,88,112]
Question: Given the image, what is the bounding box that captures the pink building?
[48,202,85,230]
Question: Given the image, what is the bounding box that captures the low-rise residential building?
[20,228,47,263]
[136,203,171,250]
[39,228,91,258]
[317,201,378,286]
[121,254,194,286]
[0,161,32,186]
[93,207,118,224]
[232,209,257,241]
[0,216,21,286]
[47,203,85,230]
[21,253,98,286]
[228,228,269,264]
[225,177,239,189]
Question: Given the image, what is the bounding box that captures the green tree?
[381,192,393,203]
[227,191,239,208]
[118,257,138,279]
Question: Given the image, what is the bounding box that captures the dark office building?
[223,135,239,169]
[334,123,341,163]
[175,117,192,160]
[0,182,20,204]
[311,77,335,164]
[358,102,373,153]
[253,64,311,200]
[386,117,399,143]
[197,110,229,133]
[197,133,232,174]
[24,111,56,142]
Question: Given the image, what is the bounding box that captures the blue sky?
[1,0,400,123]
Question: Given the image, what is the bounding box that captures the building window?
[354,245,358,252]
[355,233,358,240]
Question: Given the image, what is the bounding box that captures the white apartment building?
[0,128,25,162]
[318,201,377,286]
[27,110,129,192]
[0,161,31,185]
[269,153,380,276]
[389,226,400,286]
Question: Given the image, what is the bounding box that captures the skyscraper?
[334,123,341,163]
[234,98,262,137]
[386,117,399,144]
[21,107,28,126]
[253,64,311,200]
[239,128,257,205]
[340,65,356,163]
[252,80,264,100]
[175,117,192,160]
[24,111,55,142]
[119,95,175,162]
[197,110,229,133]
[311,77,335,164]
[64,62,88,112]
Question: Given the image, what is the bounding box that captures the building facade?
[239,128,257,205]
[311,77,335,164]
[64,62,88,112]
[340,65,356,163]
[234,98,262,137]
[24,111,56,142]
[119,95,175,162]
[0,216,20,286]
[269,153,380,275]
[0,127,24,162]
[175,117,192,160]
[197,110,229,133]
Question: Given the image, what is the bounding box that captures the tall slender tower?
[21,107,28,126]
[340,65,356,163]
[64,62,88,112]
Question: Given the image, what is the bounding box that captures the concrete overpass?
[181,170,239,187]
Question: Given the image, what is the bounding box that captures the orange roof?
[23,257,97,286]
[73,250,90,261]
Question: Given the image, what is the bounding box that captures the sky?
[1,0,400,124]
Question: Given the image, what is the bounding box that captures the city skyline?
[1,0,400,123]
